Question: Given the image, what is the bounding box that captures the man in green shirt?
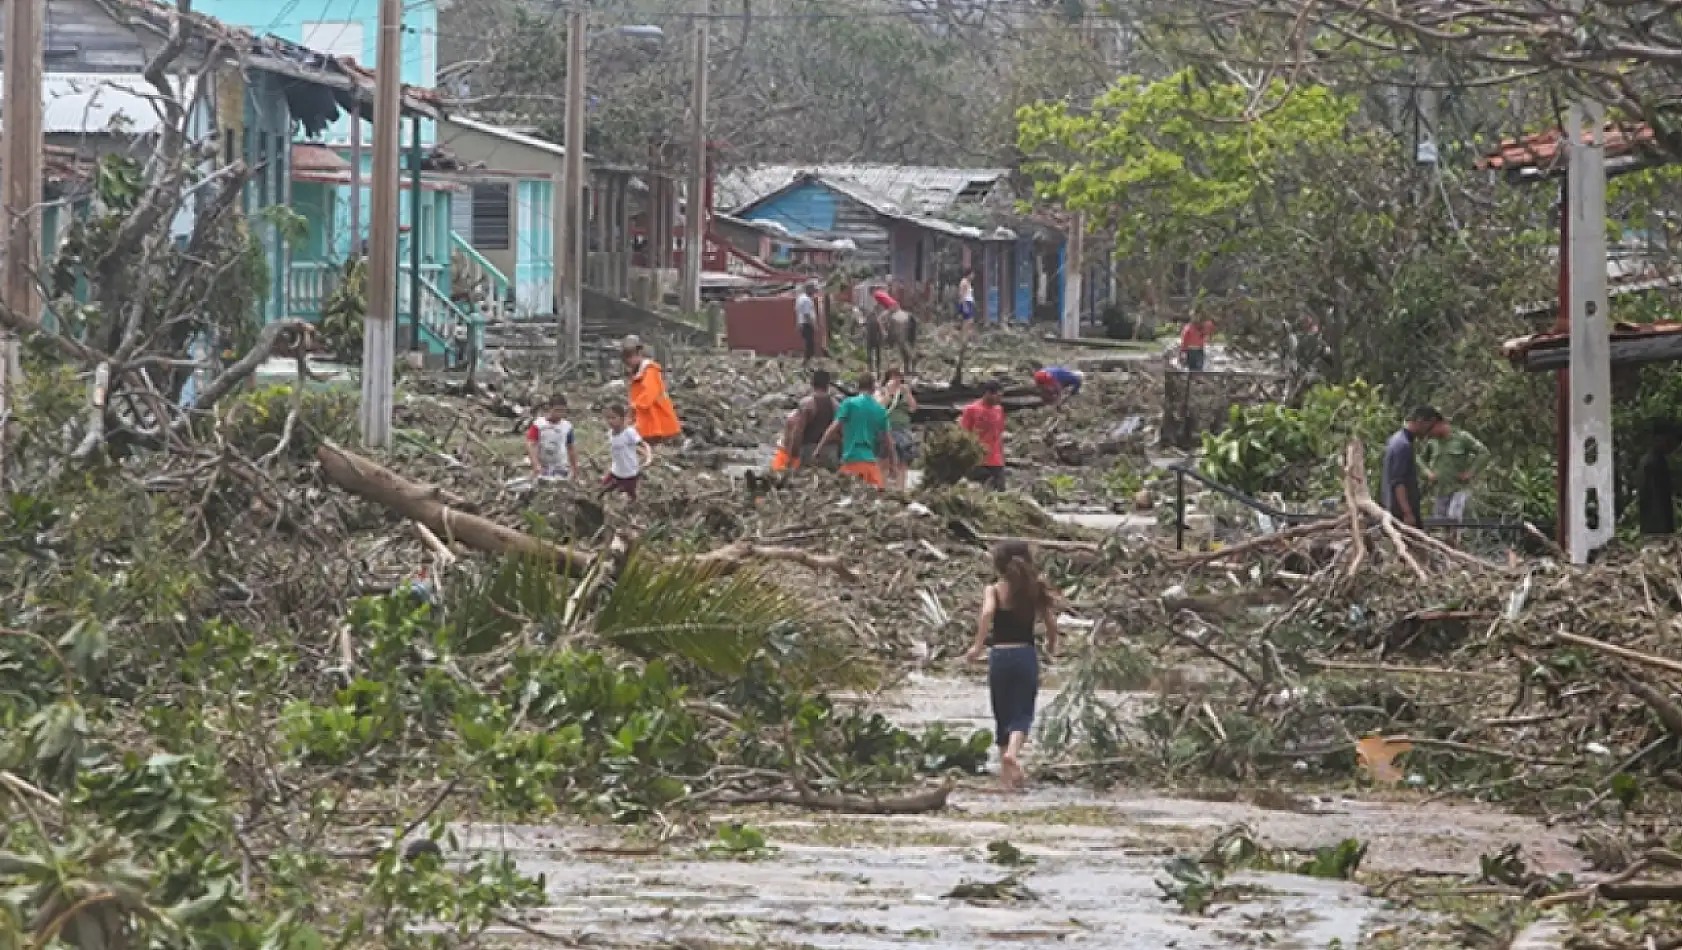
[1422,418,1489,521]
[817,371,895,490]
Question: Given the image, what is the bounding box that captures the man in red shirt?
[960,380,1007,490]
[1180,315,1216,371]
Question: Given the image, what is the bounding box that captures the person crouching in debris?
[601,404,651,501]
[771,369,838,473]
[963,541,1060,791]
[1640,422,1682,536]
[1033,366,1084,407]
[526,394,578,480]
[816,371,895,490]
[961,380,1008,491]
[879,368,919,490]
[1381,405,1441,529]
[621,335,682,446]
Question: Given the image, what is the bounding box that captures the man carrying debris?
[525,394,578,480]
[1179,314,1217,371]
[816,372,895,490]
[1033,367,1084,407]
[771,369,838,473]
[961,380,1008,491]
[1421,417,1488,522]
[1381,406,1441,529]
[795,281,819,366]
[1639,422,1681,536]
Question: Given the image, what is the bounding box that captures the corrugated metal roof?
[809,173,1006,240]
[0,73,197,135]
[717,164,1009,216]
[442,116,578,161]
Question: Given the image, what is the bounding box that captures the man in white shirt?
[795,281,818,366]
[957,268,976,342]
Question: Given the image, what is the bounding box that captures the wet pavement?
[455,673,1582,949]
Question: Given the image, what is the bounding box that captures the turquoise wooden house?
[14,0,478,363]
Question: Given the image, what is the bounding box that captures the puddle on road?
[465,817,1372,950]
[457,674,1577,948]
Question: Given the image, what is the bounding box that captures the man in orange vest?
[621,335,682,444]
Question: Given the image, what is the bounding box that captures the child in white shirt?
[601,403,652,500]
[525,394,577,479]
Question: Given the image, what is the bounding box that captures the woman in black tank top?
[962,542,1060,790]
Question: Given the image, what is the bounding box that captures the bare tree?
[0,2,315,476]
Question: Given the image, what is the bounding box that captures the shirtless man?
[771,369,839,472]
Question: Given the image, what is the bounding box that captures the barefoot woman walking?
[964,542,1059,790]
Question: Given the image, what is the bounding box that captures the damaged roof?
[1504,320,1682,371]
[1479,124,1665,182]
[95,0,444,127]
[718,164,1010,217]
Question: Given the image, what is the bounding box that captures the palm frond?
[591,554,806,678]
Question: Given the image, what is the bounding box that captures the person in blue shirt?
[1033,367,1084,406]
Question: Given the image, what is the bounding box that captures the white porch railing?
[290,261,330,317]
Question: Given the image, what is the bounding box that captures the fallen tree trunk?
[317,441,592,574]
[318,443,861,583]
[720,779,954,814]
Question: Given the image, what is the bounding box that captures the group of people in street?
[524,335,679,501]
[1380,405,1490,528]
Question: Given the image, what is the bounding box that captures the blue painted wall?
[738,182,838,235]
[182,0,438,144]
[1014,239,1033,323]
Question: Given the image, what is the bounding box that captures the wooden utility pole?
[680,0,708,316]
[360,0,403,448]
[1061,212,1083,339]
[349,102,362,258]
[2,0,45,485]
[558,6,586,362]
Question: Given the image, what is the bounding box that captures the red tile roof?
[1503,320,1682,362]
[292,144,351,174]
[1479,124,1663,179]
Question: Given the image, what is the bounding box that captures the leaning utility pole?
[680,0,708,315]
[2,0,45,488]
[558,5,586,362]
[360,0,404,448]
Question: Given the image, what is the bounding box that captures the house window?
[301,21,366,64]
[471,184,511,250]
